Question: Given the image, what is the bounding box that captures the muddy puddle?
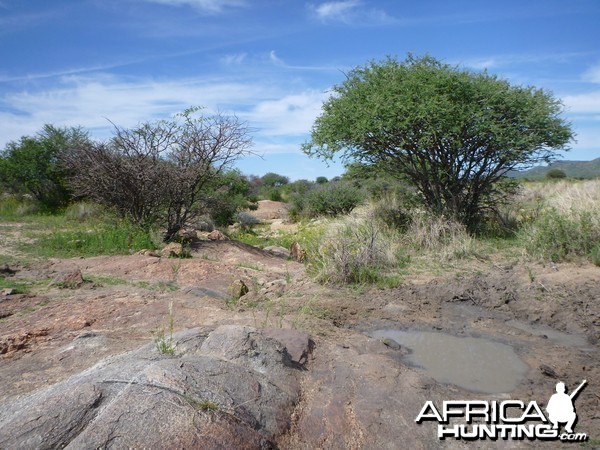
[505,319,593,349]
[371,329,529,394]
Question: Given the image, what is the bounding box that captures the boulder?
[161,242,183,258]
[177,228,198,243]
[208,230,229,241]
[0,326,312,449]
[50,269,85,289]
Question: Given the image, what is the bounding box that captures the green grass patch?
[521,208,600,263]
[85,275,177,292]
[0,277,54,294]
[86,275,129,286]
[0,277,32,294]
[21,221,159,258]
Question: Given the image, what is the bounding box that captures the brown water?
[506,320,593,349]
[371,329,529,394]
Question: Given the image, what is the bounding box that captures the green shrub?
[291,181,364,219]
[546,168,567,179]
[269,188,283,202]
[0,195,41,219]
[235,211,261,232]
[522,208,600,262]
[371,194,412,231]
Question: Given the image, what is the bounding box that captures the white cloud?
[563,91,600,116]
[312,0,359,23]
[309,0,395,25]
[583,64,600,84]
[220,53,247,65]
[247,90,328,136]
[0,74,326,152]
[139,0,246,14]
[460,52,588,72]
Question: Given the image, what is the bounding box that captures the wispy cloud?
[460,52,588,71]
[0,74,326,151]
[308,0,395,25]
[220,53,248,65]
[138,0,246,14]
[583,64,600,84]
[563,91,600,117]
[0,10,58,35]
[247,90,327,136]
[269,50,343,72]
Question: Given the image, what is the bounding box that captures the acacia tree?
[303,55,574,231]
[66,108,253,241]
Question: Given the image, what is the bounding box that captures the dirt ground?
[1,202,599,447]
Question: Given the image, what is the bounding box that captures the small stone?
[290,242,307,262]
[208,230,229,241]
[161,242,183,257]
[229,280,249,300]
[51,269,85,289]
[539,364,559,378]
[1,288,15,296]
[382,338,401,350]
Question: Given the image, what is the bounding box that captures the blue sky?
[1,0,599,180]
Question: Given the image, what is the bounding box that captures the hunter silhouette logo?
[547,380,586,434]
[416,380,589,442]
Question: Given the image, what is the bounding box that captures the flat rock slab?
[0,325,311,449]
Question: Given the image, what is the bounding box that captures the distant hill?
[508,158,600,179]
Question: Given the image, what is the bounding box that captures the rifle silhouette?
[570,379,587,400]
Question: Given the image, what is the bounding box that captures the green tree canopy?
[261,172,289,188]
[546,168,567,179]
[303,55,574,230]
[0,125,90,209]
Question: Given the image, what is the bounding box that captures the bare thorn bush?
[64,107,254,242]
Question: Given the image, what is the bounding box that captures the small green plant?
[153,302,175,355]
[526,266,536,283]
[188,398,220,412]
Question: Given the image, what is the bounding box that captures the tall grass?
[312,208,408,285]
[24,221,159,257]
[519,180,600,263]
